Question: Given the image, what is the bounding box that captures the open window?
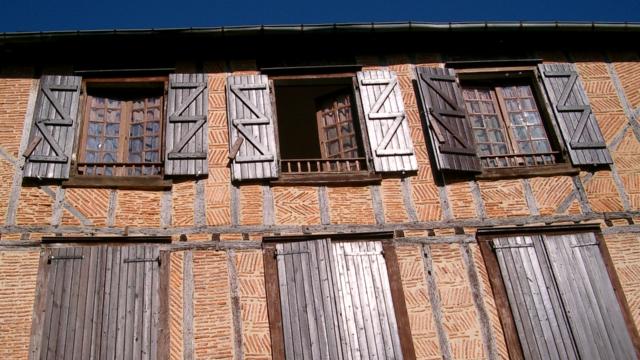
[22,73,208,183]
[226,70,418,182]
[477,226,640,359]
[416,63,612,179]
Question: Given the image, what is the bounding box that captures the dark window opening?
[273,77,367,174]
[460,73,563,170]
[78,80,165,177]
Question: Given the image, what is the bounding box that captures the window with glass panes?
[79,84,164,176]
[462,84,554,167]
[316,91,359,159]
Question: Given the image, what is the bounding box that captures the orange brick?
[169,252,184,360]
[381,179,409,223]
[0,159,14,223]
[273,186,320,225]
[447,182,476,219]
[584,171,624,212]
[611,53,640,110]
[327,186,375,224]
[62,188,110,226]
[604,233,640,330]
[115,190,161,227]
[240,185,263,226]
[16,186,53,225]
[529,176,575,216]
[479,180,529,217]
[0,78,33,158]
[173,181,195,226]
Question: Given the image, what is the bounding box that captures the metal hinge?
[48,255,84,264]
[123,257,161,266]
[275,250,310,257]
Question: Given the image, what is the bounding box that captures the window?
[79,81,165,176]
[461,81,557,168]
[273,78,367,174]
[416,63,612,177]
[263,236,415,359]
[478,228,638,359]
[35,244,166,359]
[226,70,418,182]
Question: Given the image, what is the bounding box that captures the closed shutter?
[165,73,208,176]
[493,235,578,360]
[24,75,81,180]
[38,245,161,360]
[227,75,278,181]
[276,239,344,360]
[331,241,403,360]
[538,63,612,165]
[543,233,636,360]
[415,67,481,173]
[356,70,418,172]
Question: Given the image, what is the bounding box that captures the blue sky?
[1,0,639,32]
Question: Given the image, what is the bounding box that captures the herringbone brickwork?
[615,131,640,209]
[584,171,625,212]
[0,250,39,359]
[611,52,640,110]
[237,250,272,360]
[0,159,14,223]
[381,179,409,223]
[115,190,161,227]
[193,250,233,359]
[273,186,321,225]
[529,176,576,215]
[62,188,110,226]
[396,245,442,360]
[0,78,32,158]
[327,186,375,224]
[16,186,54,225]
[173,181,195,226]
[448,182,477,219]
[604,233,640,330]
[169,251,184,360]
[430,244,486,359]
[479,180,529,218]
[240,185,263,226]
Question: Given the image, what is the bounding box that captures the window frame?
[456,66,579,180]
[477,225,640,359]
[267,72,381,185]
[65,76,172,189]
[262,232,416,359]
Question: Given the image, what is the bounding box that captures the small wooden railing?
[480,152,559,169]
[77,162,164,176]
[281,158,368,174]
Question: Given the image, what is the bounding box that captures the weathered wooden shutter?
[276,239,344,360]
[331,241,403,360]
[543,233,636,359]
[165,73,209,176]
[38,245,161,360]
[23,75,81,180]
[227,75,278,181]
[493,235,579,360]
[538,63,612,165]
[357,70,418,172]
[415,67,481,173]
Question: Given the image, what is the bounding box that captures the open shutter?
[276,239,344,360]
[227,75,278,181]
[538,64,612,165]
[165,73,208,176]
[24,75,81,180]
[492,235,579,360]
[543,233,636,360]
[331,241,404,360]
[357,70,418,172]
[415,67,481,173]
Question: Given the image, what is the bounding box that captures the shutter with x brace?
[539,63,612,166]
[165,73,209,176]
[227,74,278,181]
[357,70,418,172]
[416,67,481,173]
[23,75,81,180]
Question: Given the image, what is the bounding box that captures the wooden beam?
[227,250,244,360]
[28,248,50,360]
[263,245,285,360]
[422,244,452,360]
[182,251,195,360]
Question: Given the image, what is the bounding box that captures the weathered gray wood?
[194,180,206,226]
[227,250,244,360]
[357,70,418,172]
[24,76,81,180]
[165,73,208,176]
[544,233,636,359]
[370,184,385,225]
[182,251,194,360]
[263,184,275,226]
[416,67,480,173]
[227,74,278,181]
[422,245,453,360]
[400,177,418,222]
[318,186,331,225]
[539,63,612,165]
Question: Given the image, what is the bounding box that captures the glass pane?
[129,153,141,163]
[482,101,495,113]
[106,123,119,136]
[338,108,350,122]
[506,99,519,112]
[521,98,535,110]
[519,142,533,153]
[489,130,505,143]
[470,115,484,128]
[145,136,158,149]
[85,151,97,162]
[514,126,528,141]
[147,97,161,106]
[485,115,500,129]
[340,122,353,135]
[327,141,339,156]
[323,112,335,126]
[478,144,492,155]
[343,136,354,149]
[107,98,120,108]
[519,86,533,97]
[470,102,481,113]
[129,138,143,152]
[87,136,100,150]
[133,100,145,109]
[495,143,509,154]
[104,138,118,151]
[145,151,159,162]
[91,109,105,122]
[463,89,475,99]
[474,130,489,143]
[524,111,541,125]
[104,168,113,176]
[533,140,551,153]
[326,127,338,140]
[132,110,144,123]
[103,152,116,163]
[130,124,144,137]
[88,122,103,136]
[146,121,160,134]
[92,97,105,106]
[478,90,491,101]
[510,113,524,126]
[147,109,161,122]
[529,126,547,139]
[107,109,121,123]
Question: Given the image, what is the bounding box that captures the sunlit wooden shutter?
[492,235,579,360]
[227,75,278,181]
[415,67,481,173]
[538,63,612,165]
[276,239,344,360]
[165,73,208,176]
[331,241,404,360]
[543,233,636,359]
[357,70,418,172]
[23,75,81,180]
